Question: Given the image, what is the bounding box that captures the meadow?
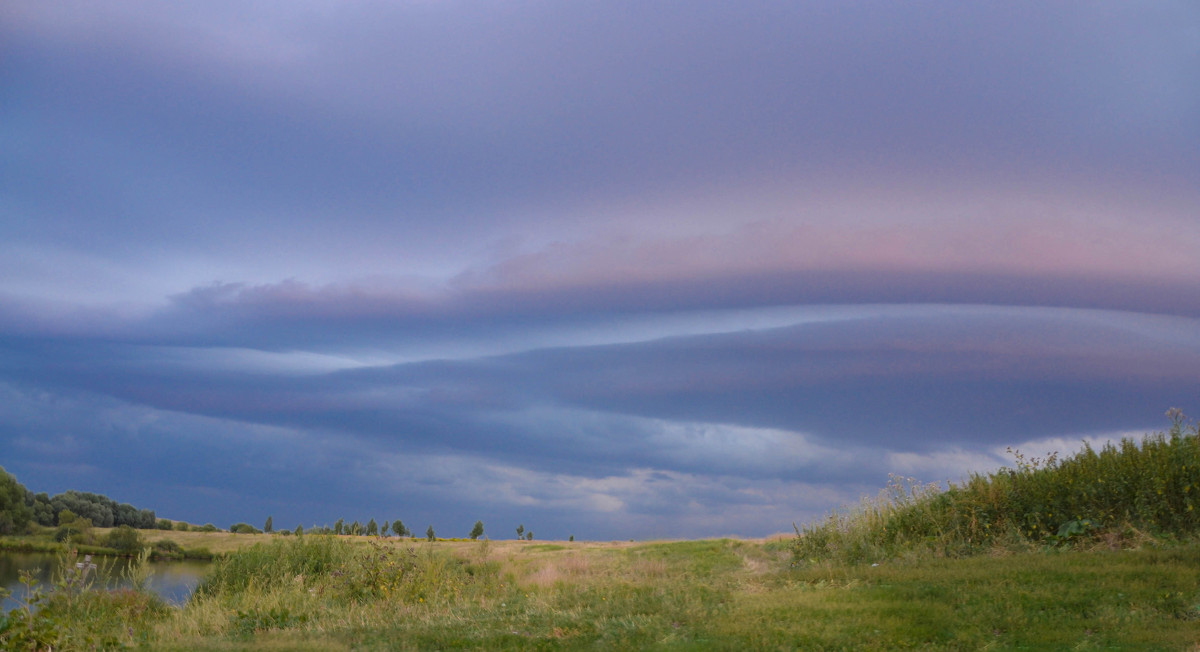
[4,416,1200,650]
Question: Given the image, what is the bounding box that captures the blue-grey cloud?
[1,2,1198,538]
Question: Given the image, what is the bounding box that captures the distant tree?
[30,492,54,527]
[526,531,533,541]
[264,516,274,533]
[137,508,157,529]
[174,521,191,531]
[470,520,484,540]
[230,523,261,534]
[199,523,218,532]
[426,525,435,541]
[0,466,32,535]
[295,524,303,536]
[366,518,378,536]
[392,520,406,537]
[569,535,574,542]
[516,524,524,539]
[382,520,390,537]
[347,520,360,536]
[334,518,344,535]
[156,518,174,530]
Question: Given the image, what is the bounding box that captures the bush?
[156,519,174,530]
[150,538,184,560]
[198,523,218,532]
[173,521,190,531]
[153,539,183,553]
[103,525,144,555]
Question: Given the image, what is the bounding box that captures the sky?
[1,2,1198,540]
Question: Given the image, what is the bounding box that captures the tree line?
[3,466,543,542]
[1,466,157,535]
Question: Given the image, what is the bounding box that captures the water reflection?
[1,552,210,611]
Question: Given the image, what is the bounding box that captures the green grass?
[5,534,1200,649]
[795,414,1200,565]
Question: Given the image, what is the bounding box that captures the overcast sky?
[2,2,1198,539]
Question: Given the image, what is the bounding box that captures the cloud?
[2,2,1198,538]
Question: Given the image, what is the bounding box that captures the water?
[1,552,210,612]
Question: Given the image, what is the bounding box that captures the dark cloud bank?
[1,2,1198,538]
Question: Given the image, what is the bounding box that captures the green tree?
[366,518,378,536]
[0,466,32,535]
[426,525,435,541]
[516,524,524,539]
[334,518,344,535]
[392,520,406,537]
[295,524,303,536]
[470,520,485,540]
[382,520,390,537]
[174,521,191,531]
[30,492,54,526]
[569,535,574,542]
[350,520,362,536]
[526,531,533,541]
[156,518,174,530]
[264,516,274,533]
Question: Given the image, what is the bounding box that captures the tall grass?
[795,412,1200,565]
[196,535,354,597]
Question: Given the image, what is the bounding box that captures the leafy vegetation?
[0,549,169,650]
[0,468,32,536]
[794,410,1200,566]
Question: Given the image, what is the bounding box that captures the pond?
[1,552,211,612]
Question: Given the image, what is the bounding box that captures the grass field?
[5,533,1199,650]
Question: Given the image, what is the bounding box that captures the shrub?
[230,523,261,534]
[103,525,144,556]
[156,519,174,530]
[153,539,183,554]
[198,523,218,532]
[173,521,190,531]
